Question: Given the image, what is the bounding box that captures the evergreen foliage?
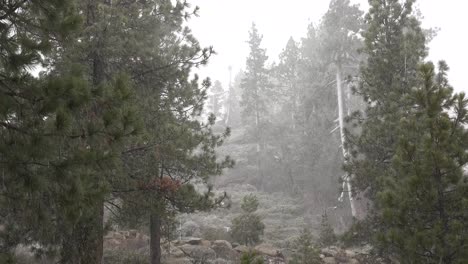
[240,250,263,264]
[231,195,265,246]
[346,0,427,200]
[207,80,225,121]
[241,23,270,125]
[345,0,468,263]
[289,229,321,264]
[0,1,140,262]
[240,194,260,213]
[318,213,337,247]
[377,62,468,263]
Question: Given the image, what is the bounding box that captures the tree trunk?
[80,2,106,261]
[80,203,104,264]
[255,105,265,190]
[61,202,104,264]
[150,212,162,264]
[335,64,357,218]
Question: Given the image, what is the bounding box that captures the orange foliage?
[138,176,181,193]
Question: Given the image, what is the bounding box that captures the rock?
[345,249,356,258]
[104,238,121,248]
[213,240,232,249]
[120,231,130,238]
[113,232,125,240]
[168,246,185,258]
[234,245,250,253]
[164,256,192,264]
[254,244,281,257]
[174,237,203,246]
[201,239,211,247]
[178,244,216,261]
[232,242,240,248]
[348,258,359,264]
[321,247,338,257]
[322,257,336,264]
[141,234,150,242]
[128,229,138,238]
[352,244,373,255]
[211,258,231,264]
[125,237,148,250]
[186,237,203,245]
[265,255,286,264]
[211,240,238,261]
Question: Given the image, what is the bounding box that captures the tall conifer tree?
[0,1,140,263]
[377,62,468,263]
[240,23,270,189]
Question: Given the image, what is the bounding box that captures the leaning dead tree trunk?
[335,64,357,218]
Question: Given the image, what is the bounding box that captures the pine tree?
[231,195,265,246]
[224,70,243,127]
[290,22,343,208]
[0,1,140,262]
[318,213,337,247]
[276,37,301,129]
[289,229,321,264]
[270,37,303,194]
[68,2,235,264]
[240,23,270,189]
[345,0,427,205]
[207,80,225,121]
[377,62,468,263]
[319,0,364,218]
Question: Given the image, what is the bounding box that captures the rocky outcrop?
[103,232,382,264]
[211,240,239,261]
[104,230,149,251]
[179,244,217,261]
[318,245,385,264]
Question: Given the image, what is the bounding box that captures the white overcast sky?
[188,0,467,93]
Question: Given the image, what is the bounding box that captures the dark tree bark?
[150,212,162,264]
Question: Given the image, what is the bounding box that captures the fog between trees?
[1,1,467,264]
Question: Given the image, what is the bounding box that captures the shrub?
[289,228,321,264]
[318,213,336,247]
[240,194,259,213]
[230,195,265,246]
[103,249,148,264]
[202,227,232,242]
[240,250,263,264]
[340,218,374,247]
[181,220,201,237]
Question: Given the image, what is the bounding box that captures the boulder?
[128,229,138,238]
[201,239,212,247]
[234,245,250,254]
[254,244,281,257]
[174,237,203,246]
[352,244,373,255]
[322,257,336,264]
[211,258,232,264]
[164,256,192,264]
[120,231,130,238]
[112,232,125,240]
[345,249,357,258]
[321,247,338,257]
[104,238,121,248]
[178,244,216,261]
[212,240,232,249]
[211,240,238,261]
[167,246,185,258]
